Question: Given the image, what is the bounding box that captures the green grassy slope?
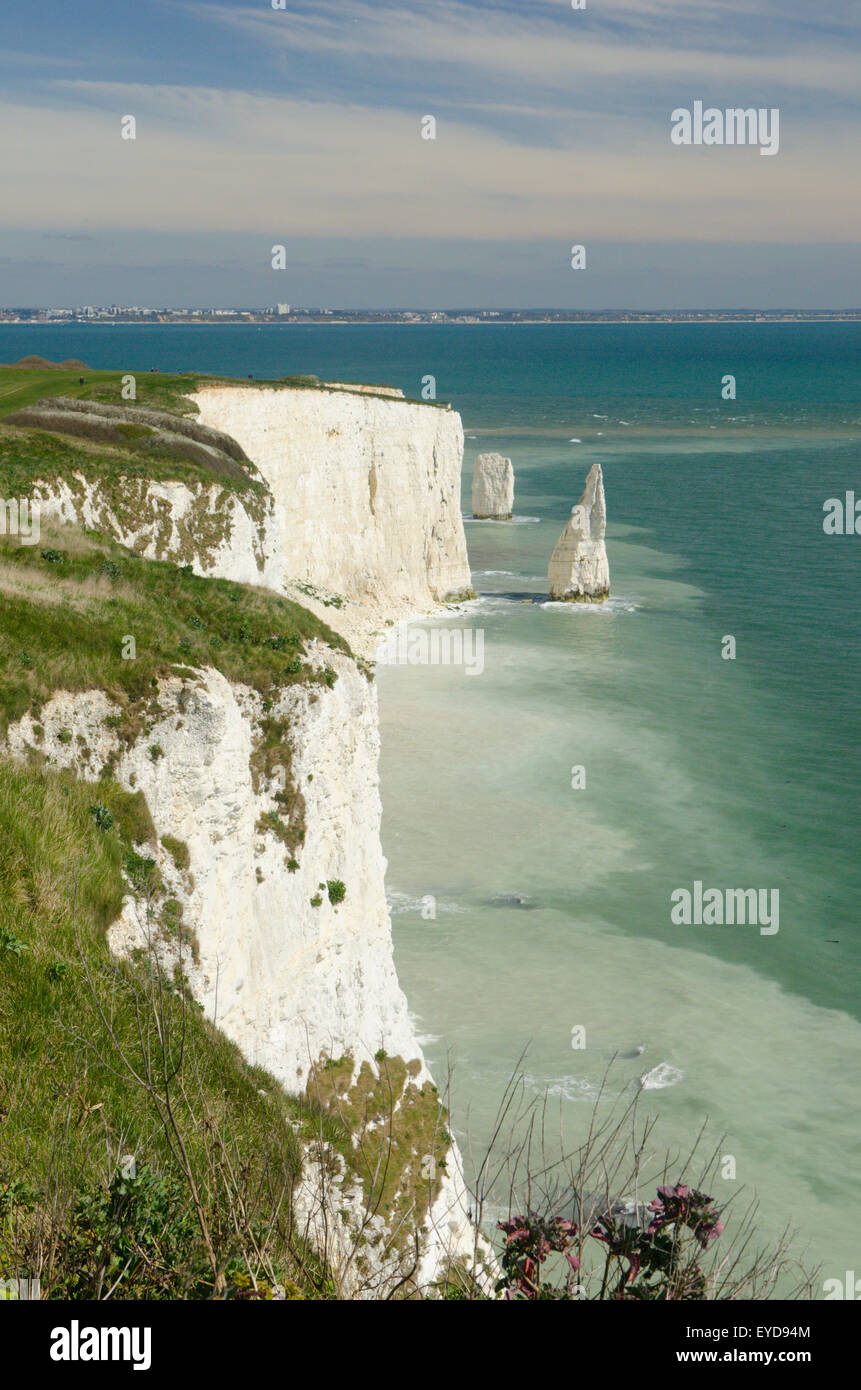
[0,424,269,502]
[0,364,201,419]
[0,526,347,737]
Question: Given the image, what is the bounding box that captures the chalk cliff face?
[8,655,418,1087]
[33,476,280,587]
[7,654,484,1290]
[25,384,473,652]
[472,452,514,519]
[191,385,473,631]
[548,463,610,601]
[8,380,488,1290]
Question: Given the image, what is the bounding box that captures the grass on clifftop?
[0,364,202,420]
[0,524,349,739]
[0,362,451,425]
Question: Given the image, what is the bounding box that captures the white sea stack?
[547,463,610,601]
[472,452,514,519]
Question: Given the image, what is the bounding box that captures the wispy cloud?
[192,0,861,100]
[2,0,859,302]
[1,84,857,243]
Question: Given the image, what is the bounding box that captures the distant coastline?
[2,309,860,327]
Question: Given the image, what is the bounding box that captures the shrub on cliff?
[496,1184,724,1300]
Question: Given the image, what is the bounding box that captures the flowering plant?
[497,1183,725,1300]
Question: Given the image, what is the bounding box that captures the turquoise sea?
[3,322,859,1290]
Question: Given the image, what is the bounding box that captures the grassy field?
[0,364,204,419]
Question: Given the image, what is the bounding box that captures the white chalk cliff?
[548,463,610,601]
[7,655,483,1292]
[191,384,473,644]
[10,382,488,1292]
[472,452,514,520]
[30,383,473,653]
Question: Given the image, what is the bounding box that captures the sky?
[1,0,859,308]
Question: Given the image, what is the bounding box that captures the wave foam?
[464,515,541,526]
[524,1073,606,1104]
[540,595,641,614]
[639,1062,683,1091]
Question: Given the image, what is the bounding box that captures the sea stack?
[472,452,514,520]
[547,463,610,601]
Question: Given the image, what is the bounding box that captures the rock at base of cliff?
[472,452,514,520]
[547,462,610,601]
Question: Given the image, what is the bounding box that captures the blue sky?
[1,0,859,307]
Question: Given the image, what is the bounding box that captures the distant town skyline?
[1,0,859,307]
[4,306,861,326]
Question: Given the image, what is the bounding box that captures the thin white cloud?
[189,0,861,100]
[0,85,858,243]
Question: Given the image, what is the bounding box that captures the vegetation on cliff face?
[0,434,274,576]
[0,414,267,505]
[0,509,352,865]
[301,1054,449,1254]
[4,398,255,485]
[0,367,277,577]
[0,524,348,740]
